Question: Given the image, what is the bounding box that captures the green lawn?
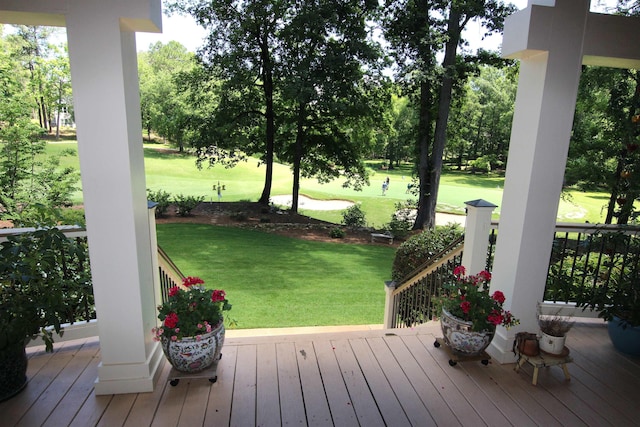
[47,139,615,328]
[156,223,396,329]
[47,141,612,226]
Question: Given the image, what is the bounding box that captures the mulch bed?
[155,201,404,246]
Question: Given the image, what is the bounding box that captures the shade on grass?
[156,223,397,329]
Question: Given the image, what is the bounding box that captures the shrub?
[329,227,346,238]
[147,189,172,217]
[59,207,86,227]
[173,194,204,217]
[384,202,414,239]
[230,211,248,221]
[341,204,366,228]
[391,224,463,282]
[385,217,411,239]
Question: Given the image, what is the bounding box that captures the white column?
[461,199,497,276]
[488,0,590,363]
[66,4,163,394]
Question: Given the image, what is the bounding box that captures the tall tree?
[138,41,196,151]
[277,0,386,212]
[383,0,441,229]
[384,0,513,229]
[8,26,56,131]
[168,0,286,205]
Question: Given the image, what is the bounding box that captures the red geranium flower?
[211,290,226,303]
[164,312,179,329]
[460,301,471,314]
[182,276,205,287]
[436,266,519,332]
[492,290,506,304]
[168,286,180,297]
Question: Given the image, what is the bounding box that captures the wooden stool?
[514,347,572,385]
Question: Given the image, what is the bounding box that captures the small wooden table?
[514,347,572,385]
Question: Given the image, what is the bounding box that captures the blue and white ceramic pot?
[440,308,495,356]
[161,320,225,373]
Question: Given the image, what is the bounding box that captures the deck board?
[312,340,359,426]
[255,343,281,427]
[332,338,386,427]
[348,337,412,427]
[204,344,237,427]
[3,321,640,426]
[295,340,333,426]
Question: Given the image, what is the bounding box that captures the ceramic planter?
[161,321,225,373]
[539,331,566,355]
[0,343,28,402]
[608,317,640,356]
[440,308,495,356]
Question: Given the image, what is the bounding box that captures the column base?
[487,328,518,364]
[94,342,165,395]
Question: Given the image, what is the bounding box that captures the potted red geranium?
[435,266,519,356]
[152,276,232,373]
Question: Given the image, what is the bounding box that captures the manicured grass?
[47,140,614,226]
[156,223,396,329]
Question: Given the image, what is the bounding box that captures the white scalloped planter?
[539,331,566,355]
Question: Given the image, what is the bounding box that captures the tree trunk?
[424,7,462,229]
[291,103,306,214]
[55,80,62,140]
[258,33,276,206]
[605,154,624,224]
[412,0,434,230]
[413,78,434,230]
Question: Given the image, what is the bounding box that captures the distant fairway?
[48,141,613,227]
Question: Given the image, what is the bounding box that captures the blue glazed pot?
[607,317,640,356]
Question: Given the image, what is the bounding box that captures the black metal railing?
[157,245,185,303]
[385,220,640,329]
[544,223,640,304]
[388,236,464,328]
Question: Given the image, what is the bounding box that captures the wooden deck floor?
[2,321,639,427]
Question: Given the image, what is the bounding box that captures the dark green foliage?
[147,188,172,217]
[391,224,463,282]
[0,228,93,352]
[0,92,79,227]
[172,194,204,217]
[329,227,346,239]
[549,230,640,327]
[230,211,248,222]
[341,205,367,228]
[384,201,414,239]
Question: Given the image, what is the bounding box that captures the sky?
[135,1,534,54]
[134,1,619,54]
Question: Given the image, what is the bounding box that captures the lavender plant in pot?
[537,306,574,355]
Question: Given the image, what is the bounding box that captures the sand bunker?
[270,195,354,211]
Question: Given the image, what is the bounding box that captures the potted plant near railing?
[575,270,640,356]
[0,227,93,402]
[571,230,640,356]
